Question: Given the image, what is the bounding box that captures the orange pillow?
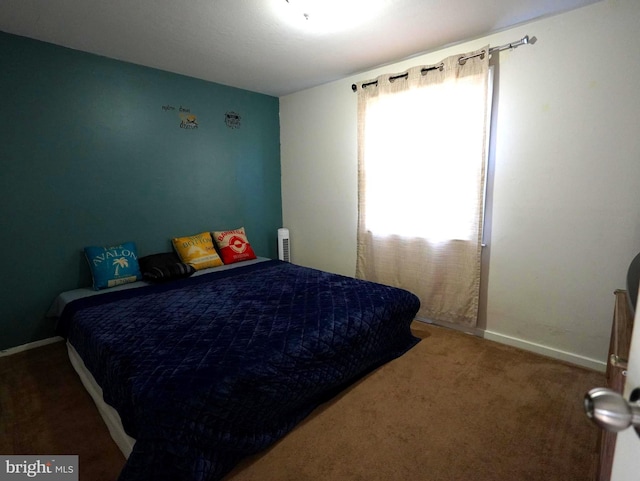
[172,232,223,270]
[212,227,257,265]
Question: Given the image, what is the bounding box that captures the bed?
[52,257,420,481]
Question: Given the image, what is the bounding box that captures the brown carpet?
[0,323,603,481]
[0,340,125,480]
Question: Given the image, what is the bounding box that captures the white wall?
[280,0,640,369]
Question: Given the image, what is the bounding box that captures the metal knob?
[584,387,640,433]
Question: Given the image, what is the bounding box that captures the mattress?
[55,259,420,480]
[56,259,273,461]
[67,340,135,457]
[55,258,273,459]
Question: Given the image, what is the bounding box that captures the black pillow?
[138,252,196,283]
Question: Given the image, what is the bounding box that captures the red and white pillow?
[212,227,257,265]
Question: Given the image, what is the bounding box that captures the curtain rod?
[351,35,537,92]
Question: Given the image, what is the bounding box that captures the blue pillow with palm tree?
[84,241,143,290]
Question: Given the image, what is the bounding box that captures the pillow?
[212,227,257,265]
[138,252,196,282]
[84,242,142,290]
[172,232,224,270]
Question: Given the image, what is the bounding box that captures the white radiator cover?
[278,228,290,262]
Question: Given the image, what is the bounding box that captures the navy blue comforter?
[59,260,420,480]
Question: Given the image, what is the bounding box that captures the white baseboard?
[415,318,606,372]
[0,336,64,357]
[414,317,483,336]
[483,330,606,373]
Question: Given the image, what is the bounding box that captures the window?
[356,49,492,327]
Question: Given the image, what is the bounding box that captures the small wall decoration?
[161,104,199,130]
[225,111,241,129]
[180,113,198,129]
[179,106,198,130]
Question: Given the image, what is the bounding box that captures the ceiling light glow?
[281,0,389,34]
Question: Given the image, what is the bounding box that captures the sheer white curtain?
[355,47,490,327]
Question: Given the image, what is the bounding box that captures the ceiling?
[0,0,600,97]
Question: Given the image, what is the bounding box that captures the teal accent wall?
[0,32,282,350]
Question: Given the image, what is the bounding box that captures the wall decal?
[225,111,241,129]
[178,106,198,129]
[180,112,199,129]
[162,105,198,129]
